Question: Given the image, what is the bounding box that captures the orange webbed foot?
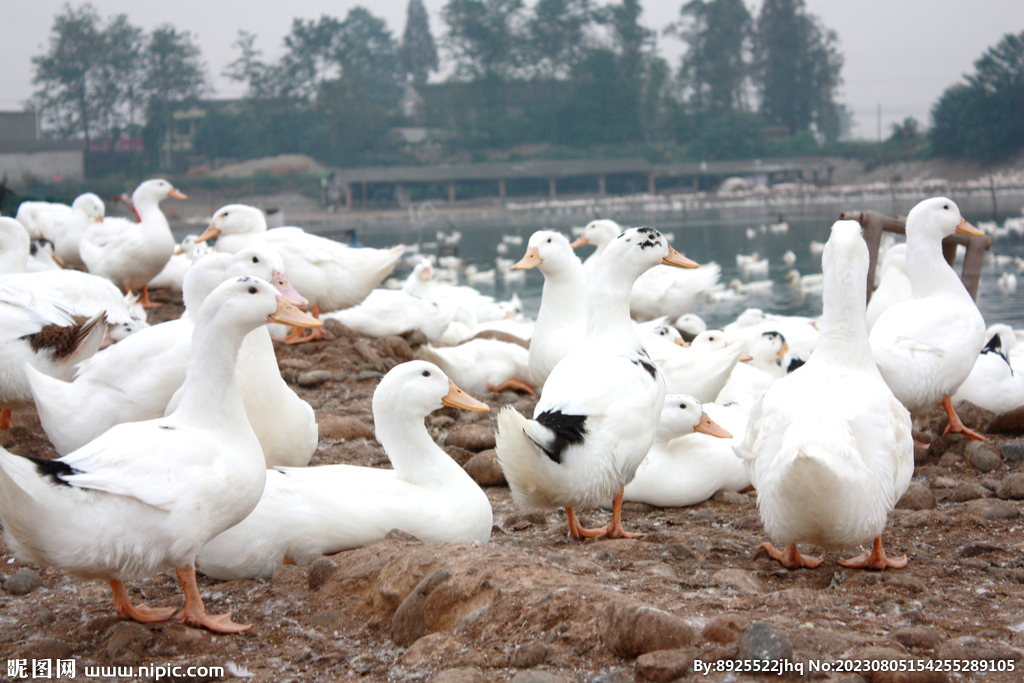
[174,566,251,634]
[759,542,824,568]
[837,536,907,570]
[110,580,176,623]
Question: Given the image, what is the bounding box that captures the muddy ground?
[1,293,1023,683]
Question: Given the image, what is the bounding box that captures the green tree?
[525,0,595,79]
[281,15,343,102]
[91,15,145,148]
[31,3,105,147]
[441,0,528,80]
[671,0,752,117]
[400,0,439,85]
[224,30,287,100]
[931,31,1024,164]
[139,25,207,169]
[753,0,842,140]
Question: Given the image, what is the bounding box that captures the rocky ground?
[1,293,1023,683]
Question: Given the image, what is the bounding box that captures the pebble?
[997,473,1024,500]
[712,490,748,505]
[391,568,452,646]
[278,358,312,370]
[892,626,941,650]
[931,476,958,488]
[896,483,937,510]
[703,615,749,643]
[509,672,575,683]
[356,370,385,381]
[2,568,42,595]
[401,632,463,667]
[846,646,942,683]
[883,574,926,593]
[445,423,497,451]
[307,557,338,591]
[989,406,1024,435]
[711,568,765,595]
[950,483,991,502]
[431,668,485,683]
[965,442,1002,472]
[444,445,475,466]
[736,622,793,664]
[1001,441,1024,462]
[635,648,695,682]
[963,498,1020,520]
[347,653,386,675]
[509,642,553,668]
[598,600,696,657]
[297,369,333,386]
[937,636,1024,663]
[105,622,153,661]
[463,450,506,486]
[16,638,73,662]
[925,433,969,460]
[317,414,375,441]
[588,669,633,683]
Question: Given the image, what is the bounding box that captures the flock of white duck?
[0,184,1022,632]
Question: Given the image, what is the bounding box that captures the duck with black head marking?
[496,226,700,539]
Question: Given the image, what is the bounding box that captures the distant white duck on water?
[496,227,699,539]
[736,220,914,570]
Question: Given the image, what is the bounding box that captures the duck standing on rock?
[868,197,988,442]
[735,220,913,570]
[496,227,699,539]
[0,277,320,632]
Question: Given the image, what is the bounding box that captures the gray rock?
[16,638,73,661]
[897,483,937,510]
[445,423,497,451]
[587,670,633,683]
[937,636,1024,663]
[431,668,485,683]
[105,622,153,661]
[965,441,1003,472]
[892,627,941,650]
[884,574,926,593]
[509,642,553,668]
[391,568,452,646]
[964,498,1020,520]
[950,483,991,502]
[278,358,312,370]
[926,433,969,460]
[347,653,386,675]
[1001,442,1024,462]
[308,557,338,591]
[3,568,42,595]
[599,600,696,657]
[736,622,793,663]
[297,369,333,386]
[356,370,385,381]
[703,615,748,643]
[997,473,1024,500]
[510,672,575,683]
[464,450,506,486]
[712,568,765,595]
[317,414,374,441]
[636,648,695,682]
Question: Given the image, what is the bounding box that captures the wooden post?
[396,183,405,208]
[448,182,456,203]
[648,173,656,195]
[344,183,352,211]
[498,178,506,200]
[598,175,606,196]
[839,210,992,302]
[549,178,556,198]
[361,179,367,211]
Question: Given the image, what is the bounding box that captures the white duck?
[999,271,1018,295]
[0,276,318,632]
[417,338,534,395]
[869,197,988,441]
[27,247,312,466]
[715,331,790,406]
[0,217,32,274]
[496,228,698,539]
[622,395,744,507]
[322,288,454,341]
[79,179,187,306]
[26,238,65,272]
[952,329,1024,414]
[197,204,404,343]
[786,269,825,295]
[197,361,491,579]
[147,235,211,294]
[735,220,914,570]
[510,230,587,389]
[646,329,749,403]
[55,193,107,269]
[14,199,73,240]
[865,244,911,332]
[570,219,623,276]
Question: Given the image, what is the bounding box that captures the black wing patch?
[26,455,77,487]
[532,410,588,464]
[632,356,657,379]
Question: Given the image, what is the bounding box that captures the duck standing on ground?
[79,179,187,307]
[735,220,913,570]
[0,277,320,632]
[510,230,587,389]
[496,228,699,539]
[198,361,491,579]
[869,197,988,441]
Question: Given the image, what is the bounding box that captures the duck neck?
[536,261,587,335]
[586,259,642,347]
[906,230,970,301]
[134,196,171,234]
[172,316,250,429]
[816,259,875,369]
[375,407,460,487]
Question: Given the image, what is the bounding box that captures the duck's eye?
[944,204,949,210]
[248,286,258,294]
[546,238,552,243]
[422,370,430,377]
[252,256,259,263]
[679,403,688,410]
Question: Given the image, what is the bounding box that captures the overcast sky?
[4,0,1022,140]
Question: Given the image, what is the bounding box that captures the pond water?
[350,209,1024,331]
